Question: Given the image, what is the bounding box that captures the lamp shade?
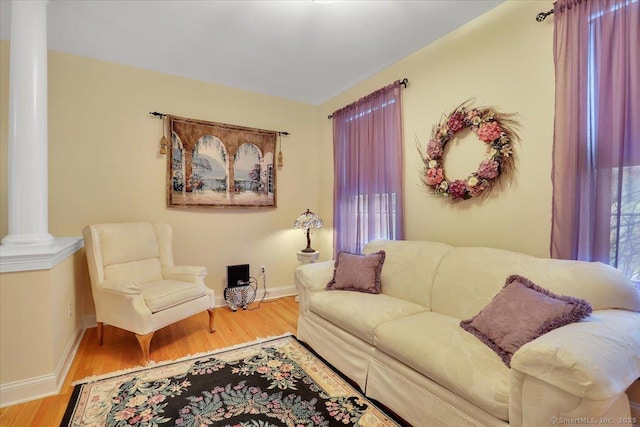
[293,209,323,253]
[293,209,324,230]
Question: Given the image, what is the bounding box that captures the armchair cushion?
[162,265,207,283]
[104,258,163,284]
[139,280,208,313]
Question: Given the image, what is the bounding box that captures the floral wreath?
[421,102,519,201]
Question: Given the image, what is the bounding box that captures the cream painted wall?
[0,268,53,383]
[0,42,326,318]
[51,250,88,370]
[0,252,84,386]
[319,0,555,257]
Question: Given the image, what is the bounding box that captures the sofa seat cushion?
[140,280,207,313]
[374,311,510,421]
[309,291,427,345]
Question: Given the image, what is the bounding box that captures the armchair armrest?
[163,265,207,284]
[511,309,640,401]
[100,279,141,295]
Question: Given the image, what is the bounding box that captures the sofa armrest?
[511,309,640,401]
[295,261,335,291]
[162,265,207,284]
[294,261,335,313]
[100,279,141,295]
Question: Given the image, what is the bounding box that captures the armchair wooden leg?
[135,332,154,365]
[207,308,216,333]
[97,322,104,345]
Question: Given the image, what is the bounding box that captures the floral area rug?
[61,333,402,426]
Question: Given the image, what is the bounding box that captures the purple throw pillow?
[460,274,593,367]
[326,251,386,294]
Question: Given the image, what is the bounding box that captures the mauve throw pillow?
[460,274,593,367]
[326,251,386,294]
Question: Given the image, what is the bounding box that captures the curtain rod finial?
[536,9,554,22]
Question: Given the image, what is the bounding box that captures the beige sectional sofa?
[294,239,640,427]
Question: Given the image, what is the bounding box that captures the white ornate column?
[1,0,53,246]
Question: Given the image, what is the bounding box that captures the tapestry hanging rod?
[536,8,554,22]
[327,78,408,119]
[149,111,290,136]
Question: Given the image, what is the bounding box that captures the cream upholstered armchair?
[82,222,215,363]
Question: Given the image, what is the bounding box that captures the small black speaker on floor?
[227,264,249,288]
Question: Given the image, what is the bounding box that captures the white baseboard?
[0,326,85,408]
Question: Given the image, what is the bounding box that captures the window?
[332,81,404,255]
[551,0,639,283]
[351,192,399,253]
[609,166,640,281]
[586,1,640,281]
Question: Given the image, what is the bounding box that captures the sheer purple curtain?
[551,0,640,276]
[332,81,404,255]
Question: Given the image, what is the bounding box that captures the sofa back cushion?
[431,246,640,320]
[363,240,451,308]
[97,222,163,283]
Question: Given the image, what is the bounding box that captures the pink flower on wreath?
[477,121,502,143]
[449,180,468,199]
[477,159,500,179]
[426,139,443,159]
[447,112,466,133]
[426,168,444,186]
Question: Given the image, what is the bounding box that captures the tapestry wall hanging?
[167,116,277,208]
[420,101,519,202]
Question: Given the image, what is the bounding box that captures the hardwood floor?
[0,296,299,427]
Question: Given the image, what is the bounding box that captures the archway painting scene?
[167,116,277,207]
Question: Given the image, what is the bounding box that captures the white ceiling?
[0,0,504,105]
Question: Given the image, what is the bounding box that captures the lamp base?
[300,247,316,253]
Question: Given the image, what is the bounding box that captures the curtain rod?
[536,8,554,22]
[149,112,289,135]
[327,78,408,119]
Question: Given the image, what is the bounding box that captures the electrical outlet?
[260,265,266,275]
[67,301,72,318]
